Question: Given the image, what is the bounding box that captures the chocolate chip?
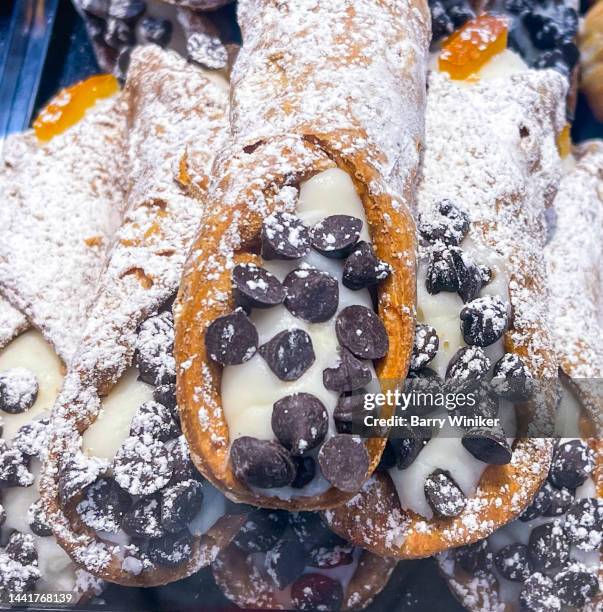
[311,215,362,258]
[259,329,315,381]
[342,241,391,290]
[520,481,554,522]
[494,544,533,581]
[122,495,164,538]
[291,573,343,611]
[234,508,288,553]
[376,441,397,472]
[139,16,171,46]
[77,477,131,533]
[147,530,194,568]
[390,427,428,469]
[519,573,559,612]
[454,540,493,574]
[135,311,176,385]
[13,418,48,458]
[410,324,439,371]
[81,0,109,18]
[104,18,135,48]
[232,263,286,311]
[461,428,512,465]
[460,296,508,347]
[129,401,179,442]
[205,308,258,366]
[0,368,38,414]
[291,456,316,489]
[230,437,295,489]
[404,368,443,416]
[288,512,345,552]
[272,393,328,455]
[261,212,311,260]
[318,435,369,492]
[0,447,33,488]
[28,499,52,537]
[491,353,533,401]
[445,346,491,394]
[113,435,173,496]
[167,436,200,484]
[549,439,594,489]
[554,564,600,607]
[6,532,37,565]
[425,246,481,301]
[542,485,574,517]
[424,469,466,518]
[453,388,499,424]
[153,383,178,420]
[161,479,203,534]
[58,455,105,505]
[283,268,338,323]
[528,522,570,570]
[564,497,603,551]
[265,530,307,588]
[308,542,354,569]
[333,391,367,434]
[336,305,388,359]
[418,199,470,246]
[457,261,484,303]
[107,0,145,21]
[323,349,372,393]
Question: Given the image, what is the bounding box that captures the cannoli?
[212,509,396,611]
[39,46,241,587]
[324,11,570,557]
[174,0,429,511]
[0,74,126,364]
[580,1,603,122]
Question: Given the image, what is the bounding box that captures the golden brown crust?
[580,2,603,122]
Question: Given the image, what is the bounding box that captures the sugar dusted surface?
[0,298,27,348]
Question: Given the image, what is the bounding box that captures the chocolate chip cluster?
[205,208,392,493]
[379,200,534,518]
[453,439,601,610]
[231,509,354,610]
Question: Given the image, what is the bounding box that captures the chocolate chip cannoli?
[175,0,431,510]
[39,46,242,586]
[324,8,572,558]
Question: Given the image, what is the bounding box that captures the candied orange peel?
[33,74,119,141]
[556,124,571,158]
[439,15,508,81]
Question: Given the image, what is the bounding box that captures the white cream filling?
[222,168,376,498]
[390,238,512,519]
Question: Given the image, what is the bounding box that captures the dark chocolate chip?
[103,18,135,48]
[333,391,367,434]
[291,456,316,489]
[205,308,258,366]
[265,530,307,588]
[129,401,179,442]
[135,311,176,385]
[112,435,173,496]
[311,215,362,258]
[308,542,354,569]
[186,32,228,70]
[457,260,484,303]
[491,353,533,401]
[390,427,428,469]
[261,212,310,260]
[454,540,493,574]
[28,499,53,537]
[453,387,499,425]
[153,383,178,419]
[0,448,33,488]
[283,268,338,323]
[336,305,388,359]
[259,329,315,381]
[564,497,603,551]
[139,16,172,46]
[479,265,492,285]
[161,479,203,534]
[519,573,559,612]
[376,441,397,472]
[291,573,344,611]
[318,435,369,492]
[461,428,512,465]
[549,439,594,490]
[147,530,194,568]
[232,263,286,311]
[58,455,104,505]
[6,532,37,565]
[77,477,131,533]
[494,544,533,582]
[234,508,288,553]
[168,436,201,485]
[418,199,470,246]
[288,512,345,553]
[342,241,391,290]
[424,469,466,518]
[13,418,48,458]
[445,346,491,394]
[404,368,443,416]
[230,437,296,489]
[410,324,439,371]
[107,0,145,21]
[520,481,554,522]
[272,393,328,455]
[115,47,132,81]
[527,522,570,571]
[425,246,480,301]
[542,486,574,517]
[460,295,508,347]
[0,368,38,414]
[122,495,165,538]
[81,0,109,18]
[323,349,372,393]
[554,564,600,607]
